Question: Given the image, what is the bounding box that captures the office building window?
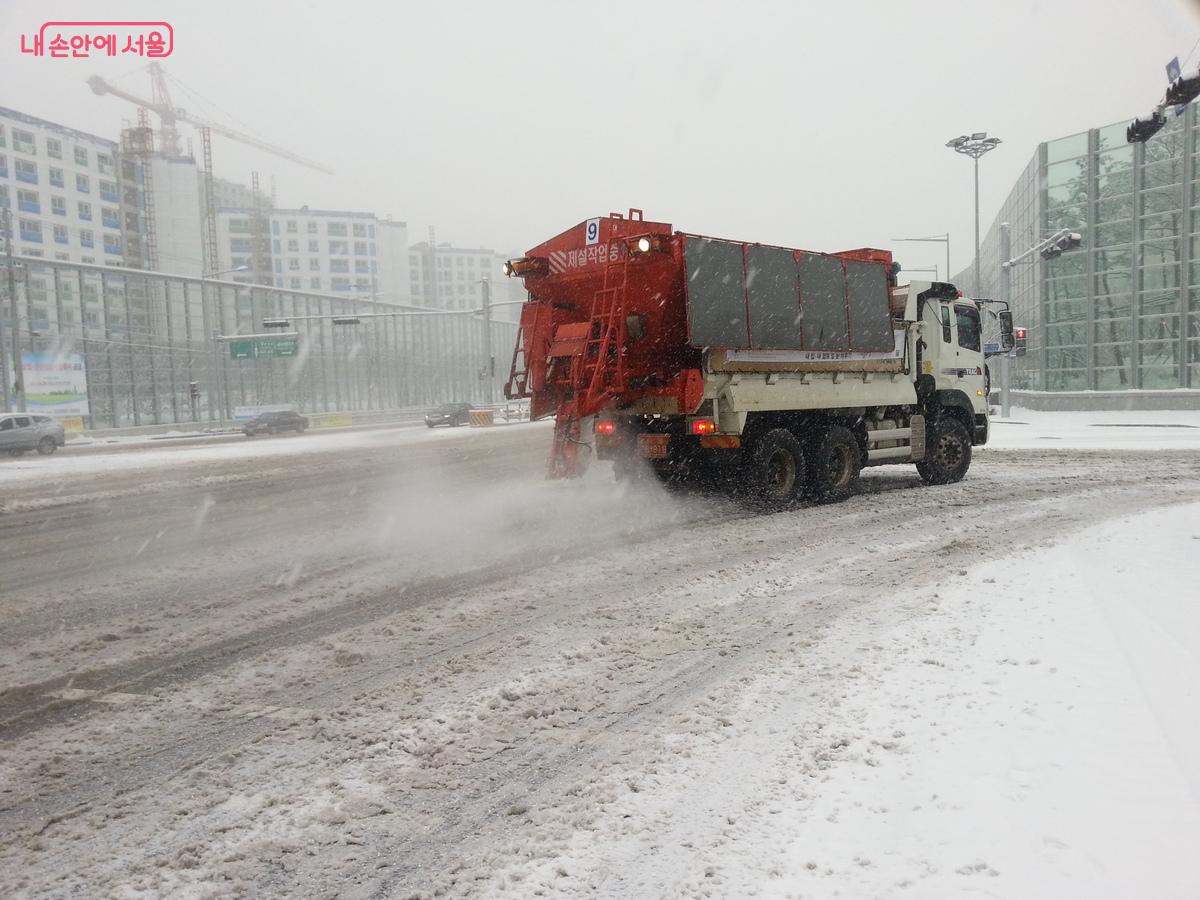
[49,166,64,187]
[290,277,302,289]
[17,189,40,213]
[327,222,348,237]
[74,146,88,165]
[310,277,321,289]
[307,221,317,233]
[76,173,90,193]
[308,239,319,252]
[288,239,298,252]
[286,220,297,233]
[353,223,366,238]
[99,180,118,202]
[97,153,114,175]
[330,259,349,273]
[19,219,42,242]
[309,259,320,271]
[15,159,38,183]
[13,128,35,153]
[288,258,300,271]
[51,196,66,215]
[45,138,63,159]
[329,240,348,255]
[78,201,92,220]
[53,224,68,244]
[354,241,367,256]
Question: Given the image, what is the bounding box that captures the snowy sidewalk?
[986,407,1200,450]
[504,502,1200,898]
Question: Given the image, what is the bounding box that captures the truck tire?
[804,424,861,504]
[917,416,972,485]
[739,428,805,509]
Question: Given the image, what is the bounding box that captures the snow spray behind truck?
[502,210,1013,506]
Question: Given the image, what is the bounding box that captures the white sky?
[0,0,1196,273]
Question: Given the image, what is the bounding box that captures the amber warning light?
[689,419,717,435]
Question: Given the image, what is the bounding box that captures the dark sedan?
[425,402,472,428]
[243,410,310,436]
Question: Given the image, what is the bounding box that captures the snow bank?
[506,502,1200,898]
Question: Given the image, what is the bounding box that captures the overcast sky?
[1,0,1196,275]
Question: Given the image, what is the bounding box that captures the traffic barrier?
[469,409,495,427]
[311,412,354,428]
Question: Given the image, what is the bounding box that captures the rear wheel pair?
[740,425,860,509]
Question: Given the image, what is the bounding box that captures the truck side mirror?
[998,310,1014,349]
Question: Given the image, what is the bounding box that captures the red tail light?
[689,419,717,435]
[595,420,616,434]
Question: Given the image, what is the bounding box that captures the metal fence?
[0,256,520,428]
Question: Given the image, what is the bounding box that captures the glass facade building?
[965,108,1200,393]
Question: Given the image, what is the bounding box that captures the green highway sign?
[229,338,299,359]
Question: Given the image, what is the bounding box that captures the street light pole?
[2,208,25,411]
[480,276,494,406]
[200,267,246,424]
[946,133,1002,297]
[999,222,1012,419]
[891,234,950,286]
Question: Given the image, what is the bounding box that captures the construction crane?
[87,62,334,175]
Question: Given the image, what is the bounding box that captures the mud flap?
[910,414,926,462]
[546,409,593,479]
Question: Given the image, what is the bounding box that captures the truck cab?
[912,283,992,447]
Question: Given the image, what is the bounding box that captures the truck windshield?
[956,305,982,353]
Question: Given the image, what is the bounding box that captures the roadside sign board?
[983,341,1001,354]
[229,338,299,359]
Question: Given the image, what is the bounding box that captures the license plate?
[637,434,669,459]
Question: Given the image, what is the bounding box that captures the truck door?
[919,299,955,382]
[953,304,983,377]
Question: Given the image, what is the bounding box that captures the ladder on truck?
[547,253,632,479]
[575,253,630,414]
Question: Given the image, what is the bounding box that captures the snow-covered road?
[1,415,1198,898]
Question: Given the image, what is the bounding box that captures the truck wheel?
[739,428,805,509]
[917,417,972,485]
[804,425,861,504]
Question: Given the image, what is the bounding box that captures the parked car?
[425,402,473,428]
[242,410,310,436]
[0,414,66,457]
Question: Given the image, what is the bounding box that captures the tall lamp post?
[946,133,1002,297]
[202,265,248,423]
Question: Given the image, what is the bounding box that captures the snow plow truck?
[502,209,1014,506]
